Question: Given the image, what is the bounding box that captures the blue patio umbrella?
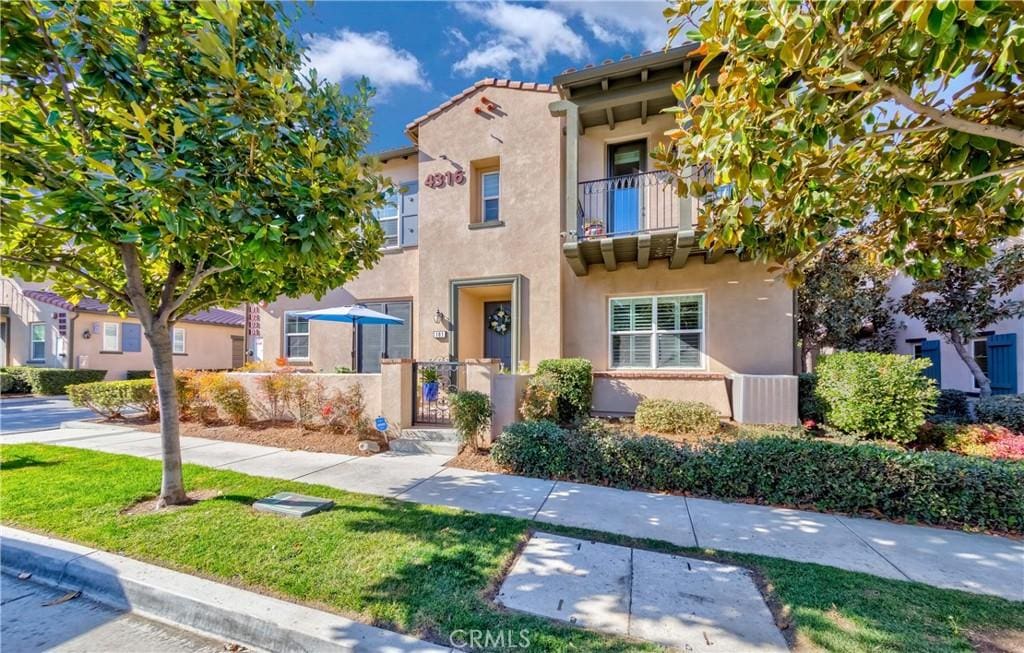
[297,305,404,371]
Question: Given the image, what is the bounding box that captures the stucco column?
[380,358,413,431]
[463,358,501,446]
[549,99,579,239]
[490,373,531,445]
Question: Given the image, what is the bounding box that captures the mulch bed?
[111,416,383,457]
[446,446,505,473]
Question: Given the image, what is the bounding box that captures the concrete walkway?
[5,423,1023,602]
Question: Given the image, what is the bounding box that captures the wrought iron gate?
[413,361,461,425]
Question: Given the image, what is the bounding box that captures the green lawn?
[2,443,1021,652]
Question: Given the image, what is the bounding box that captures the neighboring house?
[259,46,798,420]
[890,273,1022,396]
[1,278,245,379]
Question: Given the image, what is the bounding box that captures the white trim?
[607,292,707,370]
[481,171,500,222]
[172,327,187,354]
[102,322,120,352]
[283,311,311,361]
[375,190,401,250]
[28,322,46,361]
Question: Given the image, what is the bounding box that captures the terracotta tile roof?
[404,78,558,140]
[22,289,244,327]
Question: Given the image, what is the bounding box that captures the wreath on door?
[487,307,511,335]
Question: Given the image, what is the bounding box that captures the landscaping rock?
[357,440,381,453]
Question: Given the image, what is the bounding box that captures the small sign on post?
[374,416,388,432]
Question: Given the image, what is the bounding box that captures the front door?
[231,335,244,369]
[607,139,647,235]
[483,301,512,370]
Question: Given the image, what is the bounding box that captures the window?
[284,312,310,360]
[102,322,120,352]
[481,171,500,222]
[173,328,186,354]
[912,343,923,358]
[357,301,412,373]
[972,338,988,387]
[29,323,45,361]
[373,191,400,249]
[609,294,704,369]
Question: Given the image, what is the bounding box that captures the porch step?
[390,428,462,456]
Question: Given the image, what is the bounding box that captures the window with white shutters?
[609,294,704,369]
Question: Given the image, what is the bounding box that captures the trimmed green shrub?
[68,379,158,419]
[974,395,1024,433]
[634,398,720,435]
[533,358,593,424]
[520,371,560,422]
[816,352,939,443]
[449,390,493,449]
[932,388,969,422]
[798,373,823,422]
[19,368,107,395]
[492,421,1024,532]
[0,368,33,394]
[126,370,154,380]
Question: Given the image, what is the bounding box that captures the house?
[890,273,1022,396]
[1,277,245,379]
[257,46,798,424]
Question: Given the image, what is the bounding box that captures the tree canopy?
[797,234,899,371]
[1,0,386,321]
[901,241,1024,396]
[0,0,387,504]
[658,0,1024,281]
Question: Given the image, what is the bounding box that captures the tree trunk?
[949,332,991,398]
[147,322,188,506]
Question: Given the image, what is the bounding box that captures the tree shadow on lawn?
[0,454,58,472]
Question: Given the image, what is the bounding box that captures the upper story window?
[102,322,120,352]
[29,323,45,361]
[609,294,704,369]
[373,191,400,249]
[482,171,500,222]
[173,328,187,354]
[284,312,309,360]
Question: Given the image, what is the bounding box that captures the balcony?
[563,168,721,275]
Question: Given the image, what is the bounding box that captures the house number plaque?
[425,170,465,189]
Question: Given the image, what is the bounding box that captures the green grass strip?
[2,444,1021,652]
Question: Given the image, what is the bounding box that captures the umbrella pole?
[351,317,358,372]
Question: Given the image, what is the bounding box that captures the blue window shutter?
[986,333,1018,395]
[122,323,142,353]
[401,182,418,247]
[920,339,941,386]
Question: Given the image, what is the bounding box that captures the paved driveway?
[0,397,98,434]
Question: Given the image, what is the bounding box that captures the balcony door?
[607,139,646,235]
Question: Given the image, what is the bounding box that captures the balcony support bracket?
[636,233,651,269]
[563,242,588,277]
[669,230,696,269]
[600,238,618,272]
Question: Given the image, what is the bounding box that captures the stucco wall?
[228,372,383,420]
[562,256,795,375]
[414,85,564,368]
[889,272,1024,393]
[577,112,677,184]
[1,279,68,368]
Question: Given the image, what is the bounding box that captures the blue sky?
[288,1,672,151]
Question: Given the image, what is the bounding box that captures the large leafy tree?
[900,242,1023,397]
[1,1,386,505]
[658,1,1024,280]
[797,234,898,372]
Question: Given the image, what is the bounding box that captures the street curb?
[1,527,452,653]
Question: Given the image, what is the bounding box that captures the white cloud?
[553,1,672,52]
[303,30,427,96]
[453,2,588,77]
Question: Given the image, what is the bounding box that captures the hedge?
[126,370,154,380]
[0,367,107,395]
[816,352,938,443]
[974,395,1024,433]
[68,379,158,419]
[492,421,1024,532]
[634,398,719,435]
[533,358,593,424]
[0,368,32,394]
[797,373,823,422]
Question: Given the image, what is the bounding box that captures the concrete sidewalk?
[5,423,1023,602]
